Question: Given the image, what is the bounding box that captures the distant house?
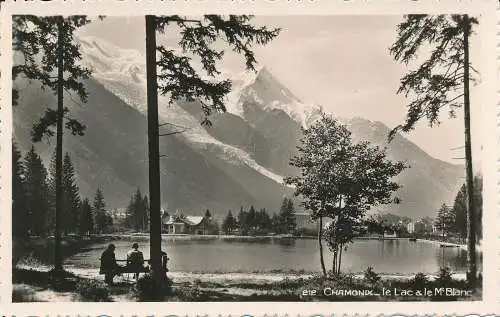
[162,211,217,235]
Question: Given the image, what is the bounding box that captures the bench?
[115,255,170,280]
[116,260,150,274]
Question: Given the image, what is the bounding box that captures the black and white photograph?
[9,12,487,303]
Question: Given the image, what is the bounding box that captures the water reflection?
[65,238,481,274]
[435,247,481,272]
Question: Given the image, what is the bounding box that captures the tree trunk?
[318,216,326,276]
[463,14,476,287]
[332,248,337,275]
[337,245,343,274]
[54,19,64,273]
[145,15,163,282]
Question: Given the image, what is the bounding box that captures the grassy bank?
[12,267,481,302]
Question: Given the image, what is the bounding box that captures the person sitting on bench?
[100,244,122,285]
[126,243,146,279]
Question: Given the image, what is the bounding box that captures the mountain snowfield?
[13,36,466,219]
[79,36,286,185]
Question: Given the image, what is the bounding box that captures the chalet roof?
[185,216,204,226]
[163,215,204,226]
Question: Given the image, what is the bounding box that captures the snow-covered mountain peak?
[78,36,145,79]
[77,36,329,130]
[226,66,330,129]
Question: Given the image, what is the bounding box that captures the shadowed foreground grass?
[12,267,482,302]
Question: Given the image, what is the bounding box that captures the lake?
[65,237,482,274]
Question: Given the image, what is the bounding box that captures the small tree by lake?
[285,113,406,275]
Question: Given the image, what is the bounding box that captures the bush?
[363,266,381,284]
[434,267,453,286]
[135,273,173,301]
[75,279,111,302]
[411,272,429,289]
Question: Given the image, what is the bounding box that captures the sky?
[79,15,483,164]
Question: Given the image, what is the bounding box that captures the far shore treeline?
[12,140,482,242]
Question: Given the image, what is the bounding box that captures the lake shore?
[13,234,481,302]
[13,265,480,302]
[16,262,470,284]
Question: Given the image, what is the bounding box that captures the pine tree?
[144,15,280,282]
[125,189,148,232]
[12,141,28,238]
[133,189,145,231]
[62,153,81,234]
[222,210,237,234]
[271,213,280,234]
[390,13,479,286]
[13,15,94,273]
[247,205,257,230]
[452,184,467,239]
[279,198,297,234]
[78,198,93,235]
[237,206,249,235]
[93,188,108,233]
[452,176,482,242]
[260,209,272,232]
[125,193,136,229]
[24,146,50,236]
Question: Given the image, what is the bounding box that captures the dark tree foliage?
[257,208,272,232]
[233,206,275,235]
[78,198,93,234]
[12,141,28,238]
[23,146,50,237]
[271,213,280,234]
[389,14,478,139]
[222,210,237,234]
[434,203,455,239]
[125,189,149,232]
[247,205,257,230]
[453,185,467,239]
[93,188,111,233]
[278,198,297,234]
[47,151,81,234]
[62,153,81,234]
[12,15,91,137]
[452,176,482,241]
[237,206,249,235]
